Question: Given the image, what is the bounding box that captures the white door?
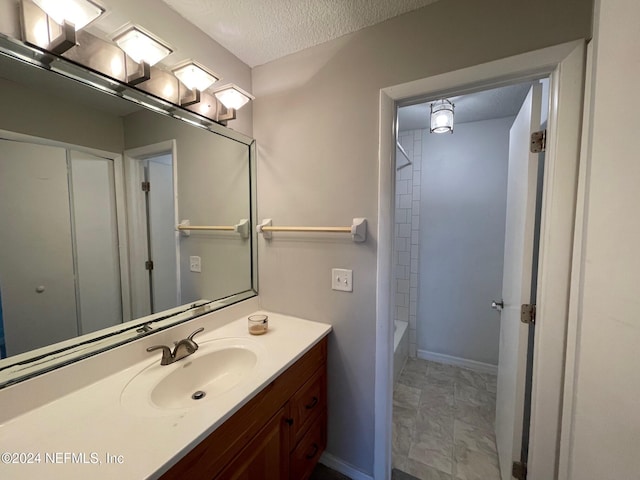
[495,84,542,479]
[147,154,178,312]
[0,139,78,355]
[70,150,123,334]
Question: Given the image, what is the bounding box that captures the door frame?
[375,40,585,480]
[124,140,180,318]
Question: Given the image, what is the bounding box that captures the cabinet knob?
[305,396,319,410]
[305,443,319,460]
[285,418,294,426]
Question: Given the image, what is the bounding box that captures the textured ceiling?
[398,83,535,131]
[160,0,441,67]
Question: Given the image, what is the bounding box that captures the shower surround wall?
[418,117,513,368]
[397,117,512,368]
[395,130,422,358]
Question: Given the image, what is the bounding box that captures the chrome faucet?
[146,327,204,365]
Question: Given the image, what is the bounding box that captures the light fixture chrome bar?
[180,88,201,107]
[127,61,151,85]
[48,20,76,55]
[217,105,236,123]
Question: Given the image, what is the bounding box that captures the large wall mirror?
[0,34,257,388]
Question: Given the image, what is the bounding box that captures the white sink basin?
[121,337,266,415]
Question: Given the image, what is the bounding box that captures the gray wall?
[123,110,252,304]
[252,0,592,474]
[418,117,513,366]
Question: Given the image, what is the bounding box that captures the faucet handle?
[187,327,204,342]
[146,345,173,365]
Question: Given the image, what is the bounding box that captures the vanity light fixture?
[213,84,255,110]
[113,26,172,67]
[30,0,105,55]
[173,61,220,92]
[32,0,104,31]
[430,99,455,134]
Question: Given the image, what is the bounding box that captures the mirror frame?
[0,32,258,389]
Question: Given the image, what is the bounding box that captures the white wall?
[565,0,640,477]
[252,0,592,474]
[418,117,512,366]
[395,130,422,358]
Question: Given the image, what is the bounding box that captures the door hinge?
[521,304,536,325]
[530,129,546,153]
[512,460,527,480]
[145,260,154,271]
[141,181,150,192]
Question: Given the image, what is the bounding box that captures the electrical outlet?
[332,268,353,292]
[190,256,201,273]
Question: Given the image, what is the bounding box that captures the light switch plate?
[190,256,201,273]
[332,268,353,292]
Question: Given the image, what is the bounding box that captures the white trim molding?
[320,452,374,480]
[416,350,498,375]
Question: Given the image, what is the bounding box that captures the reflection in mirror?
[0,36,256,386]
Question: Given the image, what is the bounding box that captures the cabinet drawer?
[290,414,326,480]
[290,367,326,446]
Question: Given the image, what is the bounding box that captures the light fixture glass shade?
[213,84,255,110]
[32,0,104,31]
[113,26,172,66]
[173,62,219,91]
[430,99,455,133]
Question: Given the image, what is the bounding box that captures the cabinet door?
[217,407,289,480]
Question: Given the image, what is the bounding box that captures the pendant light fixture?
[430,99,455,134]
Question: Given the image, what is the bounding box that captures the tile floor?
[392,358,501,480]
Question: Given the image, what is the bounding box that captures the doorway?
[391,80,548,479]
[374,41,585,480]
[124,140,180,318]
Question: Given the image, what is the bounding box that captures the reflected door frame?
[124,140,180,319]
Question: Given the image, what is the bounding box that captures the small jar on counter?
[248,314,268,335]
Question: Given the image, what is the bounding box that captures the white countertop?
[0,311,331,479]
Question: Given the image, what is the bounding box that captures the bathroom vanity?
[161,336,327,480]
[0,309,331,480]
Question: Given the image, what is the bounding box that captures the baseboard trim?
[319,452,373,480]
[416,349,498,375]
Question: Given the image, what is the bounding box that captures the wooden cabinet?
[160,337,327,480]
[216,407,289,480]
